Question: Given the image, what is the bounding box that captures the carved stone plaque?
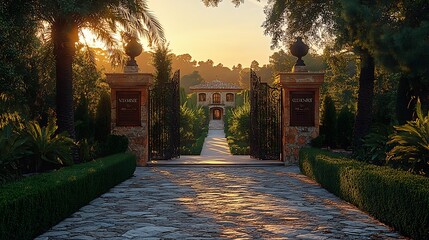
[117,91,141,126]
[290,91,314,126]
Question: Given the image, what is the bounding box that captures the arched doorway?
[211,107,223,120]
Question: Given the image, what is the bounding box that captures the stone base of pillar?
[112,126,147,166]
[283,126,319,164]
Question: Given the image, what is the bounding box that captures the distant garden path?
[200,127,232,156]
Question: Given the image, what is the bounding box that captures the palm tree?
[33,0,164,142]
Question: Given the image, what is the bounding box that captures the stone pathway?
[208,120,224,130]
[200,129,232,156]
[36,166,405,239]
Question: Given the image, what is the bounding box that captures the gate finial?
[124,37,143,73]
[290,37,309,72]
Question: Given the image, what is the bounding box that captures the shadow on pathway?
[36,166,406,239]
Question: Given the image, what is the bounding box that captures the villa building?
[190,80,242,120]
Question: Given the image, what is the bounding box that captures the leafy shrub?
[227,102,250,143]
[388,100,429,175]
[77,138,96,162]
[25,120,74,172]
[181,132,207,155]
[320,95,337,148]
[224,103,250,155]
[97,134,129,157]
[300,148,429,240]
[336,106,354,149]
[0,125,29,184]
[227,136,250,155]
[0,111,25,130]
[354,124,392,165]
[0,153,136,240]
[310,134,325,148]
[180,103,208,155]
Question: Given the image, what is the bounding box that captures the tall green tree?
[94,91,111,143]
[0,0,41,119]
[181,71,204,93]
[321,95,337,149]
[153,44,173,85]
[32,0,164,142]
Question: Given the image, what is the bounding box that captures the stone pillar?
[105,38,153,166]
[275,38,324,164]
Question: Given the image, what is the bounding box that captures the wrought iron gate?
[249,69,282,160]
[149,70,180,160]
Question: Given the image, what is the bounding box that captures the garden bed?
[0,153,136,240]
[299,147,429,240]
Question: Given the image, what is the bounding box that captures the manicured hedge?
[0,153,136,240]
[299,148,429,240]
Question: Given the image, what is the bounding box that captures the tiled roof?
[190,80,242,90]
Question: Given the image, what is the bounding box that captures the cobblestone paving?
[36,166,406,239]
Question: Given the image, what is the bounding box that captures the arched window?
[226,93,234,102]
[198,93,206,102]
[212,93,221,104]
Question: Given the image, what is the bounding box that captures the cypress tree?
[321,95,337,149]
[95,91,111,143]
[74,93,91,141]
[337,106,354,150]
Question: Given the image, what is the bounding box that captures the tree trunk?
[52,20,79,162]
[353,51,375,149]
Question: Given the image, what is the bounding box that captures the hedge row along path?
[36,166,405,239]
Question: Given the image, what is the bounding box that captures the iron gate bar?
[149,70,180,160]
[250,69,282,160]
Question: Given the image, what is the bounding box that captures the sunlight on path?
[200,126,232,156]
[36,166,405,239]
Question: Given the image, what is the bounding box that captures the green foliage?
[300,148,429,240]
[94,91,111,143]
[74,93,94,141]
[77,138,96,163]
[180,103,208,155]
[354,125,392,166]
[336,106,354,149]
[373,70,399,125]
[320,95,337,148]
[388,100,429,175]
[0,153,136,240]
[322,50,359,110]
[0,125,30,184]
[0,0,41,119]
[97,135,129,157]
[310,135,325,148]
[234,90,249,107]
[228,103,250,142]
[73,47,107,113]
[153,44,173,85]
[0,109,25,130]
[180,71,204,93]
[25,120,74,171]
[186,93,198,109]
[225,103,250,154]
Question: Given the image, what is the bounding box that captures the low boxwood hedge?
[0,153,136,240]
[299,147,429,240]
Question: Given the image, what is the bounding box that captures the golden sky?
[146,0,275,68]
